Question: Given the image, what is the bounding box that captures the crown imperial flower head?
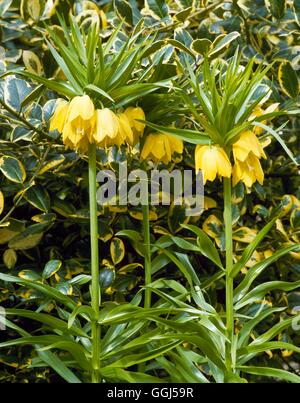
[195,145,232,184]
[141,133,183,164]
[232,130,270,188]
[50,96,146,153]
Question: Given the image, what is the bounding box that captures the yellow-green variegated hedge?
[0,0,299,384]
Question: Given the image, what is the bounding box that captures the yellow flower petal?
[163,135,172,163]
[152,135,167,161]
[166,134,183,155]
[94,108,119,147]
[63,122,83,147]
[216,147,232,178]
[141,132,182,164]
[50,99,69,133]
[195,145,231,184]
[232,152,264,187]
[66,95,95,127]
[124,106,145,145]
[124,106,145,132]
[233,131,266,162]
[118,113,133,145]
[248,153,264,185]
[251,103,279,135]
[140,134,155,160]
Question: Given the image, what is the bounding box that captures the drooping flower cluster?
[141,133,183,164]
[195,130,269,187]
[232,130,267,187]
[50,95,145,153]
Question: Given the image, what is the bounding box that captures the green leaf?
[100,367,165,383]
[4,76,32,111]
[235,280,300,310]
[167,39,195,58]
[250,317,296,346]
[21,0,43,21]
[238,341,300,364]
[23,50,43,75]
[290,208,300,229]
[237,307,286,348]
[114,0,134,25]
[42,259,62,280]
[104,341,180,368]
[18,269,42,281]
[231,219,276,278]
[145,0,169,20]
[24,185,51,212]
[68,305,95,329]
[266,0,287,19]
[0,272,76,309]
[253,121,298,165]
[208,32,240,58]
[238,365,300,383]
[0,336,91,371]
[191,39,212,55]
[115,230,144,256]
[278,62,300,98]
[158,333,227,372]
[8,224,45,250]
[45,39,83,94]
[38,155,65,175]
[0,0,12,17]
[169,236,200,253]
[100,267,115,289]
[85,84,115,103]
[3,315,82,383]
[5,308,87,337]
[3,248,17,269]
[181,224,224,270]
[19,71,79,97]
[110,237,125,265]
[234,244,300,302]
[0,156,26,183]
[37,350,82,383]
[21,84,44,108]
[144,121,210,145]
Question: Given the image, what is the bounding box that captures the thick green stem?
[223,177,234,374]
[142,195,152,309]
[88,143,101,383]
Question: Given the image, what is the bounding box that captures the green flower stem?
[88,143,101,383]
[223,177,234,374]
[142,192,152,309]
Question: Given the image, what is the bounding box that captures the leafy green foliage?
[0,0,299,384]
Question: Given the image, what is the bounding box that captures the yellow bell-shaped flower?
[195,145,232,184]
[62,122,90,153]
[117,113,134,146]
[168,134,184,155]
[141,133,183,164]
[61,95,96,153]
[232,152,264,188]
[93,108,120,148]
[233,130,266,162]
[49,99,69,133]
[124,106,145,145]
